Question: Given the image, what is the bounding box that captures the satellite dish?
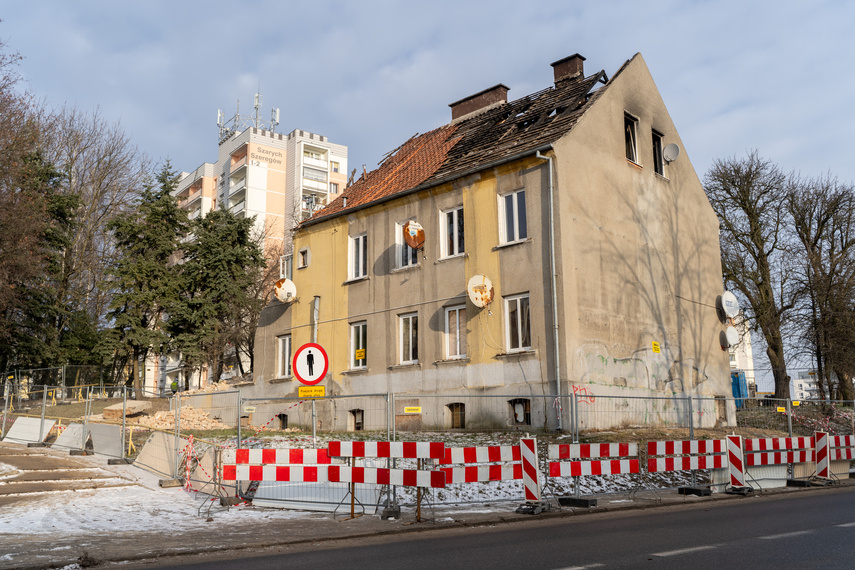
[403,220,425,250]
[274,278,297,303]
[663,143,680,163]
[467,274,494,308]
[725,325,739,347]
[720,291,740,318]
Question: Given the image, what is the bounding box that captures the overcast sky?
[4,0,855,185]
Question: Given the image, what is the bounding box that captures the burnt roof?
[306,67,613,226]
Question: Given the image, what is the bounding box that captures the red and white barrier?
[438,444,522,484]
[829,435,855,461]
[743,437,814,467]
[222,464,445,488]
[726,435,746,487]
[547,442,639,478]
[328,441,445,459]
[551,443,637,460]
[815,431,830,479]
[647,439,725,473]
[520,438,541,501]
[223,448,333,465]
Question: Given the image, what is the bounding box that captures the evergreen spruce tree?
[106,163,186,395]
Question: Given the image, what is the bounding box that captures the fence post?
[573,392,579,443]
[787,399,793,437]
[1,380,8,439]
[687,395,694,440]
[174,392,181,478]
[39,385,47,442]
[61,366,66,401]
[311,399,317,448]
[236,390,242,449]
[82,386,90,451]
[121,386,127,460]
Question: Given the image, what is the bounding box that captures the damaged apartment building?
[246,52,733,432]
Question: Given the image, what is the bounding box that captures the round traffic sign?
[292,343,329,385]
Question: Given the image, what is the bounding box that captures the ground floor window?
[277,413,288,430]
[448,402,465,429]
[508,398,531,425]
[350,409,364,431]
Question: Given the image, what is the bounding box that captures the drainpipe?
[536,149,563,431]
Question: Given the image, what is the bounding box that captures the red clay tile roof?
[304,67,615,226]
[310,124,460,221]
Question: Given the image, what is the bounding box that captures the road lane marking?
[554,565,605,570]
[652,545,717,557]
[758,530,812,540]
[836,522,855,528]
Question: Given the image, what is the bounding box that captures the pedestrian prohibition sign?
[292,342,329,385]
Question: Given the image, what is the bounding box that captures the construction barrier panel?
[437,443,522,484]
[647,439,726,472]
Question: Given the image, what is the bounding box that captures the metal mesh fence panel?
[177,390,241,428]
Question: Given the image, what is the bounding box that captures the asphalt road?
[140,485,855,569]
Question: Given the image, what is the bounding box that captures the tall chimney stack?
[551,53,586,84]
[449,84,510,122]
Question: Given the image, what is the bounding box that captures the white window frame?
[499,189,527,244]
[277,334,292,378]
[441,206,465,258]
[396,221,419,269]
[330,160,340,173]
[298,248,310,269]
[330,182,339,194]
[399,312,419,364]
[280,255,293,279]
[625,113,639,164]
[505,293,531,352]
[445,305,467,359]
[349,233,368,280]
[350,321,367,369]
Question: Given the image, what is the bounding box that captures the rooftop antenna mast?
[253,85,262,129]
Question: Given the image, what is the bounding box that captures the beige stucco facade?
[248,54,732,431]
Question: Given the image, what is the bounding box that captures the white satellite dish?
[274,278,297,303]
[725,325,739,347]
[663,143,680,163]
[467,274,494,308]
[720,291,740,318]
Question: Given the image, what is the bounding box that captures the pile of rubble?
[132,405,231,431]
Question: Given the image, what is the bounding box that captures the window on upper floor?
[397,221,419,269]
[280,255,293,279]
[506,293,531,351]
[441,206,464,258]
[445,305,467,359]
[625,113,639,163]
[652,130,664,175]
[499,189,527,244]
[400,312,419,364]
[330,182,339,194]
[331,161,340,173]
[298,248,310,269]
[277,334,292,378]
[349,233,368,279]
[350,321,367,369]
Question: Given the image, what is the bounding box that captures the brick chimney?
[551,53,586,84]
[449,84,510,122]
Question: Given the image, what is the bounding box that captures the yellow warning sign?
[792,401,800,407]
[404,406,422,414]
[298,386,325,398]
[777,406,786,413]
[652,342,661,354]
[243,406,256,413]
[354,348,366,360]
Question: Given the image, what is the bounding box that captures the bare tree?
[39,106,150,323]
[704,151,796,399]
[787,176,855,400]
